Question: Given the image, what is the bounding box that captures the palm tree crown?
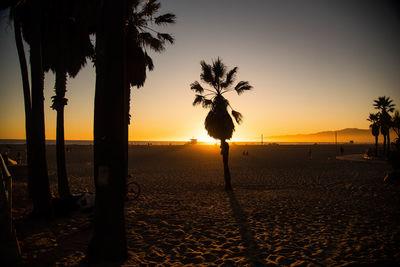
[126,0,175,88]
[367,113,380,137]
[191,58,252,140]
[393,110,400,140]
[374,96,395,114]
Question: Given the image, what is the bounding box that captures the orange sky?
[1,1,400,142]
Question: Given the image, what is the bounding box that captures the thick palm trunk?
[14,18,33,196]
[87,0,127,262]
[383,134,387,156]
[220,140,232,191]
[375,135,378,157]
[55,70,71,198]
[387,133,391,154]
[29,0,52,217]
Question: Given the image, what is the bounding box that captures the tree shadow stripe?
[226,190,266,266]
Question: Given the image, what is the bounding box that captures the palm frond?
[231,110,243,124]
[200,60,215,86]
[138,32,164,52]
[190,81,204,93]
[221,67,237,88]
[367,113,379,123]
[129,0,141,9]
[141,0,160,16]
[157,33,174,44]
[193,94,205,106]
[212,57,226,82]
[51,95,68,110]
[144,51,154,71]
[234,81,253,95]
[374,96,396,112]
[202,99,213,108]
[154,13,176,25]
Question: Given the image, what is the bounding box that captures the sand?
[5,144,400,266]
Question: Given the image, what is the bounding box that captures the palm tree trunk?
[383,134,387,156]
[375,135,378,157]
[221,140,232,191]
[87,0,127,262]
[55,70,71,199]
[387,133,391,154]
[29,1,52,217]
[13,18,34,197]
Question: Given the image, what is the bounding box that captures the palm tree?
[392,110,400,146]
[42,0,94,199]
[5,0,52,217]
[191,58,253,191]
[367,113,380,156]
[3,3,34,198]
[374,96,395,155]
[88,0,174,262]
[88,0,128,261]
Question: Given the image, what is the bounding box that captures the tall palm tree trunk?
[383,134,387,156]
[375,135,378,157]
[14,18,34,197]
[29,3,52,217]
[55,70,71,198]
[221,140,232,191]
[87,0,127,262]
[387,133,391,155]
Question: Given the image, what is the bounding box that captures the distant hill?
[266,128,396,143]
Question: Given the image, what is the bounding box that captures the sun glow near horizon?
[1,1,400,143]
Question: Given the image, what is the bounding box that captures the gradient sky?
[1,0,399,142]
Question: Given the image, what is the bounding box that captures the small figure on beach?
[308,148,312,159]
[340,146,344,155]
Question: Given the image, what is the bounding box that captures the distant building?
[190,138,197,145]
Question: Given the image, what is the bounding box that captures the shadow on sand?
[226,190,265,266]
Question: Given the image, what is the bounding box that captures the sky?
[0,0,399,142]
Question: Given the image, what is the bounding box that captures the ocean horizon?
[0,139,373,146]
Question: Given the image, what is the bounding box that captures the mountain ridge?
[266,128,390,143]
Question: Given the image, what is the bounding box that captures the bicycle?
[126,174,141,201]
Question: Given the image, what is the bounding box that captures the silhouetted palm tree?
[374,96,395,155]
[88,0,128,261]
[191,58,253,191]
[43,0,94,199]
[392,110,400,146]
[4,0,52,217]
[368,113,380,156]
[2,3,34,199]
[125,0,175,127]
[88,0,174,262]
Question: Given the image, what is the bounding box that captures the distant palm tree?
[43,0,94,199]
[374,96,395,155]
[191,58,253,191]
[392,110,400,146]
[367,113,380,156]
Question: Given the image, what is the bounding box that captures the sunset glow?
[1,0,400,142]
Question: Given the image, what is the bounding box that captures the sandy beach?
[5,144,400,266]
